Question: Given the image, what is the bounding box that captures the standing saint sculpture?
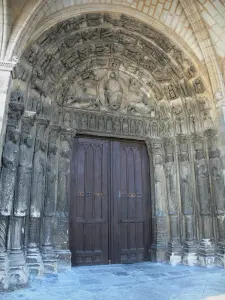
[154,154,167,216]
[0,129,20,215]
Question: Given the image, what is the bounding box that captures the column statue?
[27,119,49,275]
[0,129,20,216]
[146,138,169,262]
[177,135,197,266]
[206,129,225,267]
[163,138,182,265]
[193,134,214,266]
[42,126,60,273]
[55,129,75,270]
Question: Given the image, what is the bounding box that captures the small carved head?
[9,129,20,144]
[195,148,204,160]
[154,154,163,165]
[209,149,220,159]
[48,143,57,155]
[61,148,70,158]
[40,141,47,152]
[24,136,33,148]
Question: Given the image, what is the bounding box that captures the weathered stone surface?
[0,11,223,290]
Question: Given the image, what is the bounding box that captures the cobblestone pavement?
[1,262,225,300]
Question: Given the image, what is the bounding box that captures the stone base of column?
[199,239,215,267]
[167,241,182,266]
[26,244,44,276]
[9,250,29,287]
[182,241,198,266]
[215,241,225,267]
[0,252,9,290]
[55,250,71,271]
[151,244,167,262]
[42,246,58,274]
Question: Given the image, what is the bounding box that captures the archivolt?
[12,12,215,137]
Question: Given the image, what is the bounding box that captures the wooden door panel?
[70,137,109,265]
[113,141,150,263]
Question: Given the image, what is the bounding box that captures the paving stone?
[1,262,225,300]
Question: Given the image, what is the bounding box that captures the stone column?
[177,135,197,266]
[0,216,9,290]
[163,138,182,265]
[41,125,60,274]
[8,112,36,286]
[26,118,49,275]
[192,134,214,266]
[205,129,225,267]
[146,138,169,262]
[54,129,75,270]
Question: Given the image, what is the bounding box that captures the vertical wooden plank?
[70,137,109,265]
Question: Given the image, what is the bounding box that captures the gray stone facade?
[0,12,224,290]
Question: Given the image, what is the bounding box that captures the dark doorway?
[70,136,151,266]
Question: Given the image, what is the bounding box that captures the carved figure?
[165,162,177,213]
[104,72,123,110]
[45,144,58,216]
[65,76,100,109]
[11,87,24,103]
[0,130,20,215]
[127,79,151,116]
[179,160,194,214]
[30,141,47,217]
[57,143,71,215]
[209,154,225,213]
[98,116,105,131]
[167,85,177,100]
[14,134,34,216]
[106,117,113,132]
[195,150,211,213]
[154,154,167,216]
[193,78,205,94]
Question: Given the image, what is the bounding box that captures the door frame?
[69,134,152,265]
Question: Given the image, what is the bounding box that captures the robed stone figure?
[0,130,20,215]
[30,141,47,217]
[154,154,167,216]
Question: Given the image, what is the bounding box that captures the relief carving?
[127,78,151,116]
[104,71,123,110]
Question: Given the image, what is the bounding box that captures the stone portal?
[0,12,224,290]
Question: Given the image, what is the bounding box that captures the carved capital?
[21,111,36,133]
[192,134,205,159]
[163,137,175,163]
[176,135,189,161]
[146,138,163,156]
[48,125,61,145]
[36,118,49,141]
[204,128,219,158]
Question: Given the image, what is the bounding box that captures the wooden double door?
[70,136,151,266]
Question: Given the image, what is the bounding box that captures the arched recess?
[1,12,225,290]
